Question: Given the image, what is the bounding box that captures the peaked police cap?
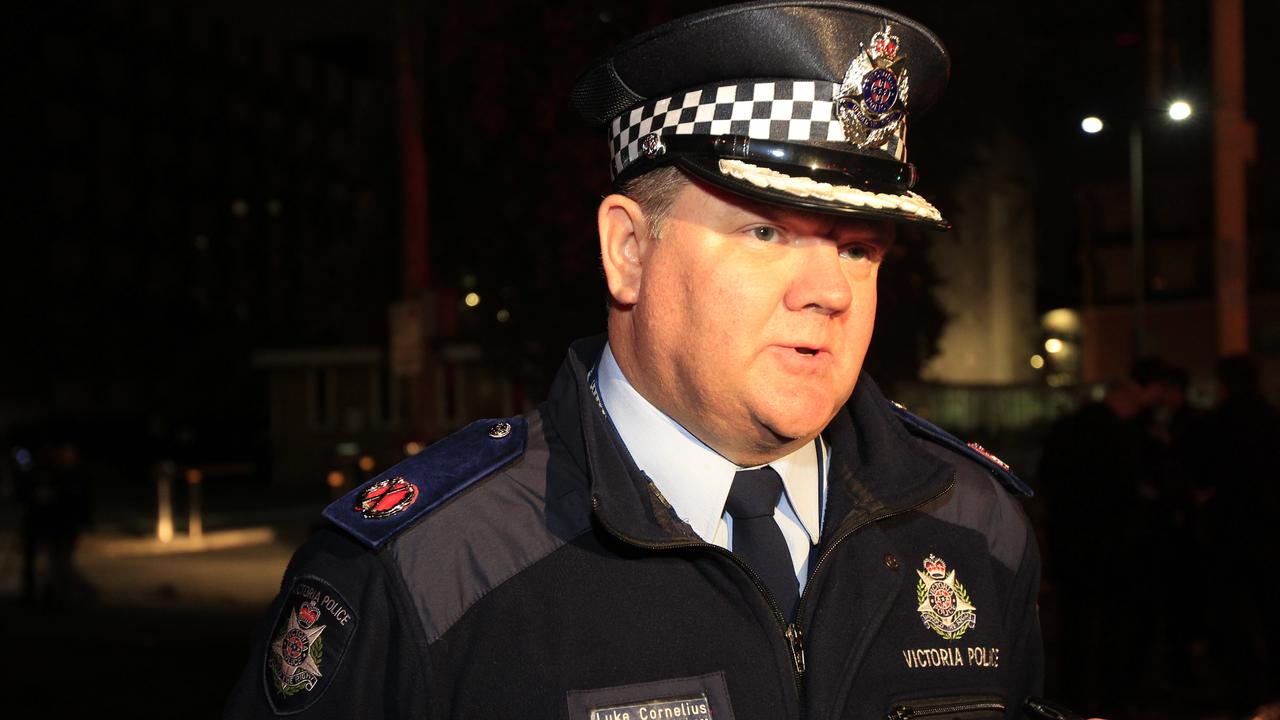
[571,1,952,228]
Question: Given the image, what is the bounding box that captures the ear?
[598,193,649,306]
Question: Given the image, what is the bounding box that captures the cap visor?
[673,155,950,230]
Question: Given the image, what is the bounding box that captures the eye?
[840,243,874,261]
[750,225,782,243]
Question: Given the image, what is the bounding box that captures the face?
[621,180,893,464]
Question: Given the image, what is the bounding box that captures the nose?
[783,240,853,315]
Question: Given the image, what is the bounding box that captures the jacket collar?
[818,372,956,542]
[542,335,954,547]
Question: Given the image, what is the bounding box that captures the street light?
[1078,101,1190,136]
[1080,98,1194,356]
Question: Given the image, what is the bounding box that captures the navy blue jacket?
[225,337,1042,719]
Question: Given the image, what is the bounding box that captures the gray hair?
[614,165,688,238]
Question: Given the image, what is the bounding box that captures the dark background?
[2,0,1277,717]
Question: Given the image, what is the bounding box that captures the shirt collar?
[596,343,823,545]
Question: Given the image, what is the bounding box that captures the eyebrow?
[747,203,885,240]
[741,203,834,235]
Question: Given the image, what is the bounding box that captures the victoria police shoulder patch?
[263,575,358,715]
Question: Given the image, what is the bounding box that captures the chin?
[756,403,839,445]
[763,380,853,429]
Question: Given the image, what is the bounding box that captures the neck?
[725,436,813,468]
[606,324,808,467]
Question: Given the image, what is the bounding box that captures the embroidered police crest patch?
[272,600,325,694]
[915,554,977,640]
[264,576,358,714]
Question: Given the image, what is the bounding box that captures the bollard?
[186,468,203,542]
[156,460,175,543]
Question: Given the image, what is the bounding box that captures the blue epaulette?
[889,403,1033,498]
[323,416,528,549]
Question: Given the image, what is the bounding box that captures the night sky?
[4,0,1277,443]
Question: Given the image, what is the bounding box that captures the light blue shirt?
[596,343,828,592]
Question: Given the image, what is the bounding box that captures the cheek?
[843,266,878,312]
[858,282,878,334]
[681,262,759,340]
[637,260,708,353]
[857,268,880,322]
[837,279,879,361]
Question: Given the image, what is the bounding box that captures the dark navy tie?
[726,466,799,621]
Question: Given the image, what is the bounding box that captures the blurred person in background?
[1186,355,1279,711]
[17,439,91,608]
[1038,379,1143,714]
[1128,359,1206,695]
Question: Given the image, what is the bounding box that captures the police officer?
[226,2,1043,718]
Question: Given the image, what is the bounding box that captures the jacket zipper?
[887,699,1006,719]
[793,473,957,627]
[591,473,955,718]
[590,496,805,698]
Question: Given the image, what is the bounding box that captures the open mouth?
[794,347,819,356]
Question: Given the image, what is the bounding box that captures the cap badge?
[836,22,910,151]
[915,553,977,640]
[355,476,419,519]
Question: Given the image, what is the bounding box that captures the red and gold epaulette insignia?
[965,442,1011,472]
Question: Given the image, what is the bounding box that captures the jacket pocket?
[886,694,1006,719]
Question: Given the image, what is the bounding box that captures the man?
[226,2,1043,718]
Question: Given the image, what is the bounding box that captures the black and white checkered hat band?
[608,79,903,178]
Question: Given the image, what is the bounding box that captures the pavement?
[0,503,319,717]
[1,502,1270,719]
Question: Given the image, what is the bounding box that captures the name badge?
[589,696,712,720]
[566,672,734,720]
